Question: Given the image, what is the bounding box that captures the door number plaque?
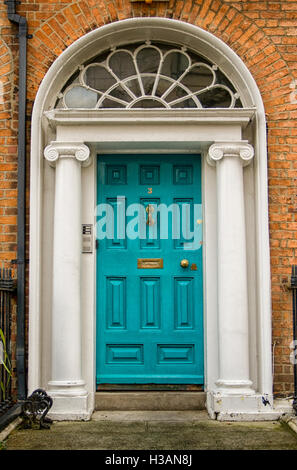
[137,258,163,269]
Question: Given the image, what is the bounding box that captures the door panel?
[96,155,203,384]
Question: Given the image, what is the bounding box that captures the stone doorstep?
[92,410,210,423]
[95,391,206,411]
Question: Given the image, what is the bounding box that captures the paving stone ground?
[2,411,297,451]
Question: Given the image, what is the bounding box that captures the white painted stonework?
[208,142,255,396]
[44,142,91,419]
[28,18,285,421]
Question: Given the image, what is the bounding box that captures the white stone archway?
[29,18,278,420]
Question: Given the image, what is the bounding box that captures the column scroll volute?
[207,141,254,167]
[44,142,91,167]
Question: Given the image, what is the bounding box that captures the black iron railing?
[290,265,297,414]
[0,268,15,417]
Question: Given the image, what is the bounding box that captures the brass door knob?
[180,259,189,268]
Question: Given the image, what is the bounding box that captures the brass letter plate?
[137,258,163,269]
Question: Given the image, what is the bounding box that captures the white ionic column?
[44,141,91,419]
[207,141,254,397]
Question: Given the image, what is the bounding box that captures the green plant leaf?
[0,328,6,350]
[0,327,12,378]
[0,381,5,398]
[1,361,11,376]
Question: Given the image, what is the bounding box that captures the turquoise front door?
[96,155,204,384]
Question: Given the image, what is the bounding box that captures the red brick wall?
[1,0,296,398]
[0,23,18,400]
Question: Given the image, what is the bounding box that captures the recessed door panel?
[174,277,194,329]
[140,277,161,329]
[106,277,126,329]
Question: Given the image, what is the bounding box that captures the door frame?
[28,18,276,420]
[34,108,271,420]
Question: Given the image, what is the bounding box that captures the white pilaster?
[208,141,254,394]
[44,142,91,420]
[206,142,276,419]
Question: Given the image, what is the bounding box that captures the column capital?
[207,141,254,167]
[44,141,91,167]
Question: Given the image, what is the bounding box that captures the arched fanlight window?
[55,42,243,110]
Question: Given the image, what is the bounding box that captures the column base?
[47,380,92,421]
[207,391,283,421]
[215,379,255,395]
